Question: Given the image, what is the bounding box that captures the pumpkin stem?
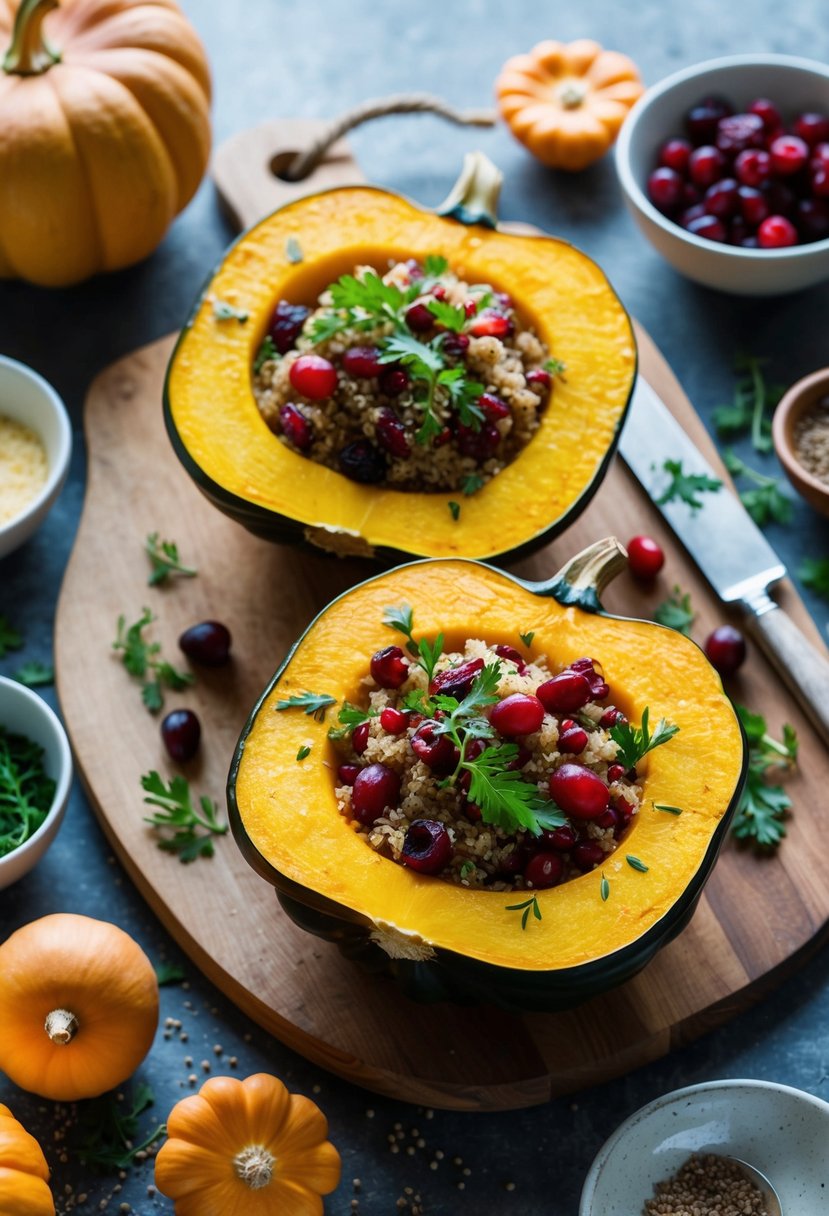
[3,0,61,76]
[557,80,588,110]
[531,537,628,611]
[44,1008,79,1045]
[435,151,502,230]
[233,1144,276,1189]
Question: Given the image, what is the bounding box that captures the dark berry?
[494,644,526,673]
[179,621,231,667]
[686,213,727,242]
[688,145,726,188]
[793,112,829,148]
[370,645,409,689]
[659,137,692,173]
[405,301,435,333]
[279,403,312,450]
[537,671,592,714]
[161,709,200,763]
[627,534,665,579]
[342,346,383,378]
[351,763,400,825]
[558,725,588,755]
[704,625,747,676]
[704,177,739,219]
[478,392,511,421]
[337,764,360,786]
[456,422,501,460]
[716,113,764,155]
[600,707,627,729]
[375,410,411,458]
[796,197,829,240]
[429,657,484,700]
[401,820,452,874]
[289,354,337,399]
[686,96,734,144]
[268,299,309,353]
[378,366,409,396]
[469,311,514,339]
[549,764,609,820]
[410,720,458,774]
[769,134,809,176]
[735,148,771,187]
[757,215,798,248]
[647,167,684,212]
[338,439,386,484]
[380,706,409,734]
[490,693,545,738]
[352,721,371,755]
[568,658,609,700]
[525,368,552,391]
[571,840,606,872]
[442,332,470,359]
[524,852,564,889]
[542,823,578,852]
[738,186,770,227]
[748,98,782,133]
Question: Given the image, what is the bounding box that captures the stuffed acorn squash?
[165,154,636,563]
[228,539,747,1012]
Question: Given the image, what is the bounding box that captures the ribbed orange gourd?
[0,1105,55,1216]
[0,914,159,1101]
[155,1073,342,1216]
[496,39,644,170]
[0,0,211,286]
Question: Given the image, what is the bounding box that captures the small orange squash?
[0,913,159,1101]
[155,1073,342,1216]
[0,0,211,286]
[0,1104,55,1216]
[496,38,644,171]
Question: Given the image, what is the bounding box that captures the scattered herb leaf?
[461,473,485,496]
[382,603,443,681]
[73,1082,165,1172]
[626,854,649,873]
[326,701,378,739]
[732,706,798,849]
[543,357,567,376]
[112,610,193,714]
[459,860,476,879]
[600,872,610,901]
[213,299,248,323]
[13,660,54,688]
[145,533,197,586]
[154,961,186,986]
[654,585,695,636]
[0,615,23,658]
[253,335,279,373]
[423,254,449,277]
[799,557,829,599]
[0,726,55,858]
[656,460,722,513]
[505,893,542,929]
[653,802,683,815]
[448,500,461,521]
[141,771,227,863]
[711,356,784,453]
[427,298,466,332]
[610,707,679,770]
[519,630,535,648]
[296,745,311,761]
[285,236,303,263]
[275,691,337,722]
[724,450,793,527]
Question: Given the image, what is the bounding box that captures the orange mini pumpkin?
[496,38,644,171]
[0,1104,55,1216]
[155,1073,341,1216]
[0,0,211,286]
[0,913,159,1101]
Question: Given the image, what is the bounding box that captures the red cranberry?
[490,693,545,738]
[352,721,371,755]
[627,534,665,579]
[735,148,771,188]
[558,725,588,755]
[686,214,727,242]
[370,646,409,689]
[704,178,739,218]
[607,763,626,783]
[524,851,564,889]
[478,392,511,422]
[596,805,622,831]
[729,216,750,245]
[647,167,684,212]
[680,204,707,228]
[279,403,312,450]
[338,439,386,484]
[659,137,692,173]
[469,311,514,339]
[380,707,409,735]
[429,657,484,699]
[688,146,726,188]
[811,169,829,200]
[686,96,733,144]
[549,764,609,820]
[797,197,829,239]
[337,763,360,786]
[179,621,231,666]
[704,624,747,676]
[405,301,435,333]
[682,183,702,207]
[161,709,200,763]
[375,411,411,458]
[600,707,627,729]
[748,98,782,133]
[457,422,501,460]
[542,823,578,852]
[289,354,337,399]
[411,721,457,774]
[400,820,452,874]
[738,186,770,227]
[769,134,809,176]
[342,346,383,378]
[526,368,552,391]
[536,671,592,714]
[793,112,829,147]
[569,658,609,700]
[571,840,606,872]
[378,366,409,396]
[351,763,400,824]
[494,644,526,672]
[498,847,525,876]
[716,112,765,155]
[464,801,482,822]
[763,180,795,216]
[442,332,470,359]
[812,143,829,172]
[758,215,798,248]
[463,298,478,318]
[267,299,309,353]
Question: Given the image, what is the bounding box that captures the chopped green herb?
[653,802,683,815]
[724,450,793,527]
[505,893,542,929]
[799,557,829,599]
[656,460,722,513]
[327,701,379,740]
[427,298,467,332]
[654,585,695,636]
[253,335,279,373]
[600,872,610,901]
[712,356,784,454]
[285,236,303,263]
[154,961,186,986]
[213,299,248,323]
[543,357,566,376]
[275,691,337,722]
[13,660,54,688]
[448,500,461,521]
[145,532,197,586]
[0,726,55,859]
[112,610,194,714]
[296,745,311,761]
[626,854,649,873]
[382,603,443,681]
[732,706,798,849]
[519,631,535,648]
[461,473,485,496]
[459,859,476,880]
[141,771,227,863]
[423,254,449,277]
[610,707,679,770]
[0,615,23,658]
[74,1082,165,1172]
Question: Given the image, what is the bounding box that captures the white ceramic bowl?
[580,1079,829,1216]
[616,54,829,295]
[0,676,73,889]
[0,355,72,559]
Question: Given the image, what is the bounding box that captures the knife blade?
[620,377,829,745]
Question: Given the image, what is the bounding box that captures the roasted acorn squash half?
[228,539,747,1012]
[165,154,636,563]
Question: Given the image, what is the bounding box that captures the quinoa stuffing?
[252,255,563,493]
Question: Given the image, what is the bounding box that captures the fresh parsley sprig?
[379,332,484,444]
[656,460,722,513]
[609,707,679,770]
[723,450,793,527]
[145,533,197,586]
[74,1082,165,1172]
[712,356,784,454]
[13,660,54,688]
[113,610,194,713]
[141,771,227,862]
[732,706,798,849]
[382,603,444,683]
[654,585,695,636]
[327,701,378,740]
[275,691,337,721]
[799,557,829,600]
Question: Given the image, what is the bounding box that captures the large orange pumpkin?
[0,0,211,286]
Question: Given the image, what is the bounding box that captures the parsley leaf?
[155,960,186,986]
[423,254,449,277]
[519,631,535,648]
[711,356,784,454]
[543,357,566,376]
[654,585,695,636]
[724,450,793,527]
[461,473,485,496]
[327,700,378,739]
[609,707,679,770]
[448,501,461,521]
[0,615,23,658]
[505,893,542,930]
[213,299,248,323]
[145,533,197,586]
[275,691,337,722]
[732,706,798,849]
[656,460,722,513]
[254,335,279,373]
[74,1082,165,1172]
[0,726,55,858]
[13,660,54,687]
[141,771,227,862]
[113,610,194,713]
[799,557,829,599]
[427,298,467,332]
[382,603,443,679]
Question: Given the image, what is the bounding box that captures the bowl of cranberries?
[615,54,829,294]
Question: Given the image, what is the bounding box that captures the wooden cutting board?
[55,121,829,1111]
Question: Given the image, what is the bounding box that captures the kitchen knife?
[619,376,829,745]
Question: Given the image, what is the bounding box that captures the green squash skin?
[227,555,748,1014]
[163,181,637,567]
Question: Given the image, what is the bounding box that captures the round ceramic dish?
[773,367,829,516]
[0,676,73,889]
[0,355,72,559]
[580,1078,829,1216]
[616,54,829,295]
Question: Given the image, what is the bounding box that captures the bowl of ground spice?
[0,355,72,559]
[773,367,829,517]
[580,1078,829,1216]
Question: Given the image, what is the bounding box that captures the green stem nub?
[3,0,61,76]
[436,151,503,230]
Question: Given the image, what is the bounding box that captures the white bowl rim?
[0,674,73,866]
[580,1076,829,1210]
[616,52,829,260]
[0,354,72,536]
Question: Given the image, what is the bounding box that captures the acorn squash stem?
[3,0,61,75]
[44,1008,79,1045]
[527,535,628,610]
[436,151,502,229]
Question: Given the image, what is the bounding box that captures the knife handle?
[747,604,829,746]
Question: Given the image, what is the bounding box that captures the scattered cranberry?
[542,823,578,852]
[456,422,501,460]
[279,403,312,450]
[525,368,552,391]
[811,169,829,200]
[680,203,707,228]
[793,112,829,147]
[375,410,410,458]
[558,724,588,755]
[571,840,606,872]
[490,693,545,738]
[607,763,627,783]
[627,534,665,580]
[161,709,200,763]
[686,214,727,242]
[813,143,829,172]
[338,438,386,484]
[352,721,371,755]
[704,177,739,218]
[267,299,309,353]
[596,805,622,831]
[688,145,726,188]
[179,621,231,666]
[728,216,750,244]
[469,311,513,339]
[478,392,511,421]
[405,301,435,332]
[536,670,592,714]
[378,366,409,396]
[401,820,452,874]
[569,658,609,700]
[498,848,525,876]
[748,98,782,133]
[505,744,533,771]
[549,763,609,820]
[738,186,770,227]
[686,96,733,143]
[289,354,337,399]
[758,214,798,247]
[735,148,772,187]
[430,657,484,699]
[763,179,795,216]
[769,134,810,176]
[659,137,692,173]
[716,113,765,155]
[704,624,747,676]
[442,333,470,359]
[648,167,684,212]
[600,707,627,729]
[351,763,400,825]
[411,720,457,774]
[342,346,383,378]
[524,851,564,889]
[370,645,409,688]
[337,764,360,786]
[380,707,409,735]
[613,795,636,825]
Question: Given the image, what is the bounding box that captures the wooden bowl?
[772,368,829,517]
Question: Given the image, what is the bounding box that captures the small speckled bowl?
[580,1079,829,1216]
[773,367,829,517]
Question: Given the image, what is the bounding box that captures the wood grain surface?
[54,120,829,1110]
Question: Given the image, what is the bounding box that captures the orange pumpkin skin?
[0,0,211,286]
[0,913,159,1101]
[155,1073,342,1216]
[496,38,644,171]
[0,1103,55,1216]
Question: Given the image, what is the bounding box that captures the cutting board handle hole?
[270,150,305,181]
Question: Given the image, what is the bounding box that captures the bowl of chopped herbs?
[0,676,73,888]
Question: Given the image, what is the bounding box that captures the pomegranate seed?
[601,707,627,729]
[342,346,383,378]
[526,368,552,391]
[537,671,592,714]
[463,298,478,318]
[686,213,727,242]
[607,763,626,783]
[542,823,577,852]
[179,621,231,666]
[738,186,770,227]
[735,148,771,187]
[351,763,400,825]
[524,852,564,889]
[494,644,526,673]
[375,410,411,458]
[769,134,809,176]
[352,721,371,755]
[797,197,829,239]
[647,167,684,212]
[748,98,782,133]
[793,112,829,148]
[456,423,501,460]
[380,707,409,734]
[161,709,200,763]
[704,625,747,676]
[659,137,692,173]
[464,801,482,822]
[279,403,312,450]
[571,840,605,872]
[506,744,532,771]
[432,285,448,301]
[689,145,726,188]
[549,764,609,820]
[716,113,765,155]
[613,795,636,824]
[430,657,484,699]
[559,725,588,755]
[686,96,733,144]
[469,311,514,338]
[569,658,609,700]
[289,354,337,399]
[378,367,409,396]
[596,805,622,831]
[490,693,545,738]
[758,215,798,248]
[267,299,309,353]
[478,392,511,421]
[338,439,386,484]
[433,426,452,447]
[370,645,409,689]
[337,764,360,786]
[400,820,452,873]
[627,534,665,579]
[442,333,470,361]
[405,301,435,333]
[411,720,457,774]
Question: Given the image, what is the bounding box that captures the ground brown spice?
[643,1153,771,1215]
[793,395,829,485]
